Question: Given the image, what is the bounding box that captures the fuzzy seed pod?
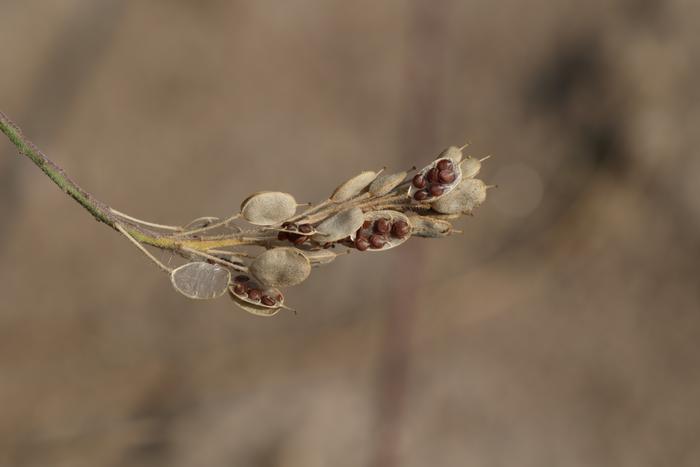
[170,262,231,300]
[351,210,412,251]
[431,178,487,215]
[240,191,297,226]
[438,146,464,163]
[408,215,454,238]
[408,147,464,202]
[313,207,365,242]
[369,171,407,196]
[331,171,378,202]
[460,157,482,179]
[250,247,311,288]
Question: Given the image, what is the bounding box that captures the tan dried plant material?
[431,178,488,215]
[240,191,297,225]
[249,247,311,288]
[170,262,231,300]
[408,215,455,238]
[312,207,365,242]
[460,157,483,179]
[303,249,341,266]
[330,171,378,202]
[369,171,408,197]
[229,274,286,316]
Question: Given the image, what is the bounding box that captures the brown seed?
[323,242,333,249]
[234,275,250,283]
[436,159,453,171]
[427,167,440,183]
[412,174,427,189]
[363,220,372,229]
[438,169,456,184]
[429,184,445,197]
[247,289,262,301]
[298,224,313,234]
[261,295,276,307]
[374,218,390,234]
[292,235,306,245]
[282,222,297,231]
[369,234,386,249]
[277,231,289,241]
[232,283,246,295]
[414,190,429,201]
[355,237,370,251]
[391,220,410,238]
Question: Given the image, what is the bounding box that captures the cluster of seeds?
[277,222,314,245]
[353,217,410,251]
[411,157,459,201]
[230,274,282,307]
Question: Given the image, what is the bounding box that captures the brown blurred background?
[1,1,699,466]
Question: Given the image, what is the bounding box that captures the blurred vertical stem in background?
[371,2,454,467]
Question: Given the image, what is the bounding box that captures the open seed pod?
[408,147,463,203]
[312,207,365,243]
[229,274,286,316]
[431,178,488,215]
[330,171,378,202]
[170,262,231,300]
[369,171,407,197]
[408,215,455,238]
[351,210,411,252]
[240,191,297,226]
[250,247,311,288]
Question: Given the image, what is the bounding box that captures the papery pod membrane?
[352,210,411,252]
[431,178,487,215]
[303,249,340,266]
[312,207,365,242]
[229,291,282,317]
[240,191,297,226]
[250,247,311,288]
[184,216,220,229]
[369,171,407,196]
[170,262,231,300]
[408,148,463,202]
[408,215,454,238]
[229,276,285,313]
[460,157,482,179]
[330,171,378,202]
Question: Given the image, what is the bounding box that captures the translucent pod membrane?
[408,146,463,203]
[171,262,231,300]
[312,207,365,243]
[249,247,311,288]
[407,215,454,238]
[330,171,378,202]
[229,274,285,316]
[240,191,297,226]
[369,171,407,197]
[351,210,411,252]
[431,178,487,215]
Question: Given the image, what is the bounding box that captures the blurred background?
[1,1,699,466]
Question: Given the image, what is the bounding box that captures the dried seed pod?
[312,207,365,243]
[330,171,378,202]
[229,287,285,317]
[369,171,408,196]
[460,157,482,179]
[303,249,340,266]
[353,210,411,251]
[408,147,463,202]
[240,191,297,226]
[408,215,454,238]
[250,247,311,288]
[431,178,488,215]
[170,262,231,300]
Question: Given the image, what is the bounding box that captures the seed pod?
[438,146,464,163]
[352,210,411,251]
[408,215,454,238]
[313,207,365,242]
[240,191,297,226]
[369,171,407,196]
[250,247,311,288]
[170,262,231,300]
[460,157,482,179]
[331,171,378,202]
[431,178,488,215]
[303,249,340,266]
[408,147,463,202]
[229,288,284,317]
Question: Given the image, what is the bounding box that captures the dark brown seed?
[292,235,306,245]
[276,293,283,301]
[234,275,250,283]
[374,218,390,234]
[232,283,246,295]
[277,231,289,241]
[261,295,276,307]
[363,220,372,229]
[323,242,333,249]
[298,224,313,234]
[355,237,370,251]
[247,289,262,301]
[412,174,427,189]
[391,220,410,238]
[438,169,456,184]
[427,167,440,183]
[436,159,453,171]
[281,222,296,231]
[414,190,429,201]
[429,184,445,197]
[369,234,386,249]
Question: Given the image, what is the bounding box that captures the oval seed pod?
[228,276,286,315]
[249,247,311,288]
[171,262,231,300]
[408,215,454,238]
[369,171,407,196]
[330,171,378,202]
[240,191,297,226]
[312,207,365,242]
[229,288,284,317]
[408,148,463,202]
[431,178,488,215]
[351,210,411,252]
[460,157,482,179]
